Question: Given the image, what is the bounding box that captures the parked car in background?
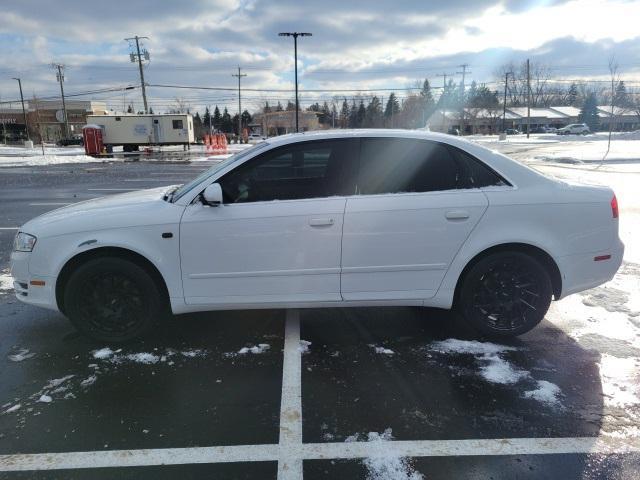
[10,130,623,342]
[533,126,557,133]
[505,128,520,135]
[557,123,590,135]
[56,135,84,147]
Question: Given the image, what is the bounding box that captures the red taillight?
[611,195,619,219]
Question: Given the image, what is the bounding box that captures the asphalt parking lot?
[1,159,640,479]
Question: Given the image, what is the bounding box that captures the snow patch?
[124,353,160,364]
[37,395,52,403]
[345,429,423,480]
[0,271,13,292]
[237,343,270,355]
[92,348,114,360]
[369,344,395,355]
[180,349,207,358]
[44,375,75,390]
[523,380,563,406]
[299,340,312,354]
[8,348,36,362]
[3,404,21,414]
[80,375,97,388]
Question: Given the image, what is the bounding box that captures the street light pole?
[502,71,511,133]
[278,32,312,133]
[12,77,29,141]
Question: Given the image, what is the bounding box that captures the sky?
[0,0,638,115]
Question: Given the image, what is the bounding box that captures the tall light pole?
[125,35,150,113]
[232,66,247,138]
[278,32,312,133]
[12,77,29,141]
[52,63,69,139]
[502,71,512,133]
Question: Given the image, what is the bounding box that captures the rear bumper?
[9,251,59,312]
[557,239,624,299]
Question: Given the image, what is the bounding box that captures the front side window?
[358,138,465,195]
[219,139,358,203]
[172,119,183,129]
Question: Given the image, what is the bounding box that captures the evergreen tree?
[365,96,383,128]
[340,99,349,128]
[384,93,400,126]
[221,107,233,133]
[263,101,272,113]
[467,84,499,108]
[348,100,358,128]
[241,109,252,128]
[356,100,366,127]
[213,106,222,130]
[614,81,630,108]
[203,107,211,131]
[567,83,578,106]
[126,104,134,114]
[578,92,600,131]
[420,79,435,124]
[275,101,284,112]
[286,100,296,111]
[148,107,154,114]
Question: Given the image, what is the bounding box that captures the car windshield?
[171,142,269,202]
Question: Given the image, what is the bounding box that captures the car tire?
[457,251,552,337]
[64,257,166,343]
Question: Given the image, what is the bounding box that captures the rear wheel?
[64,257,165,343]
[457,251,552,337]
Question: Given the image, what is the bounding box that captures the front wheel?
[64,257,166,343]
[457,252,552,337]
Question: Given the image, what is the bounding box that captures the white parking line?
[29,202,73,206]
[278,310,303,479]
[2,436,639,472]
[87,188,136,192]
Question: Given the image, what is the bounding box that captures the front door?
[341,138,489,301]
[180,138,358,306]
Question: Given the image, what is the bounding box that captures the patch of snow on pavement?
[299,340,312,354]
[599,353,640,408]
[237,343,270,355]
[124,353,160,364]
[3,404,21,414]
[80,375,97,388]
[346,428,423,480]
[8,348,36,362]
[0,270,13,292]
[37,395,52,403]
[369,344,395,355]
[523,380,562,406]
[92,347,114,360]
[44,375,75,390]
[0,154,104,167]
[180,349,207,358]
[430,339,563,405]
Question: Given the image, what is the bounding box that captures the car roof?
[264,129,465,146]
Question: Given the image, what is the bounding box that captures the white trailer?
[86,114,194,151]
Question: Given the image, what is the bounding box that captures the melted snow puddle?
[368,344,395,355]
[430,339,563,407]
[346,428,423,480]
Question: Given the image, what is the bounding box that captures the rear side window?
[172,120,183,129]
[358,138,465,195]
[448,147,510,188]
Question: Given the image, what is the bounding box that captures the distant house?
[427,104,639,134]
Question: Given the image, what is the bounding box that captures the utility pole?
[436,73,452,132]
[52,63,69,139]
[12,78,29,141]
[232,66,247,139]
[278,31,312,133]
[207,105,212,134]
[456,64,471,135]
[526,58,531,139]
[502,71,511,132]
[125,35,150,113]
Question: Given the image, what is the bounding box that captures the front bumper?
[9,250,59,311]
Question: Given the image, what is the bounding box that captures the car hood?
[21,186,182,237]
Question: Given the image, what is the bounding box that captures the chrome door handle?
[445,210,470,220]
[309,217,335,227]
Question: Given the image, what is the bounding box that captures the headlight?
[13,232,37,252]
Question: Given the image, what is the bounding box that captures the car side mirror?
[202,183,223,206]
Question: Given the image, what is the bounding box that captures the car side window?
[448,147,510,188]
[218,139,358,203]
[357,138,464,195]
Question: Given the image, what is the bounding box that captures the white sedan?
[10,130,624,342]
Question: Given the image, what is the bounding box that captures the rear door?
[341,138,489,301]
